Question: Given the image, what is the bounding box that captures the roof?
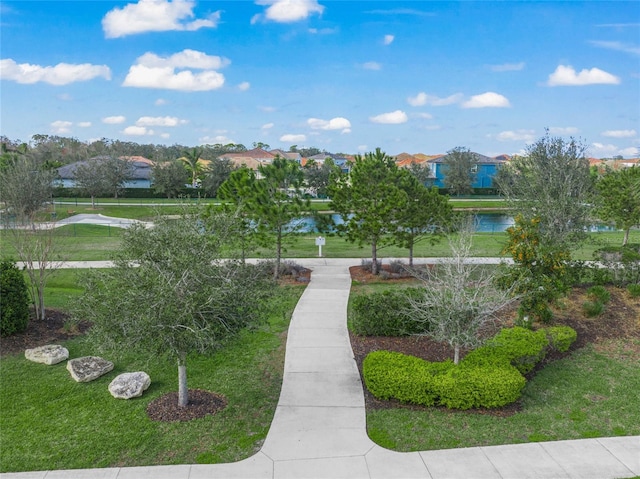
[57,156,154,180]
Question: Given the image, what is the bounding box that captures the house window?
[470,164,478,173]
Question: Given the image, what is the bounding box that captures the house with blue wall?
[427,153,507,189]
[56,156,153,189]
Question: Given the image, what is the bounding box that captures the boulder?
[67,356,114,382]
[108,372,151,399]
[25,345,69,365]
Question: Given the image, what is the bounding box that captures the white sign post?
[315,236,326,257]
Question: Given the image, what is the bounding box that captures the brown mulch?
[146,389,228,422]
[348,265,640,415]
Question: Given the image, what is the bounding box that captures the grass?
[365,342,640,451]
[0,283,306,473]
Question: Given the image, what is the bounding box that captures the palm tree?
[180,147,205,188]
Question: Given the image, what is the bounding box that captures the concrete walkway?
[2,259,639,479]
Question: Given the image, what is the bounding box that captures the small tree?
[595,166,640,246]
[328,148,407,275]
[73,159,109,208]
[443,147,477,196]
[151,160,189,198]
[72,210,272,407]
[394,172,453,266]
[180,147,205,188]
[407,221,517,364]
[101,156,134,198]
[303,157,338,198]
[201,158,235,198]
[0,156,56,219]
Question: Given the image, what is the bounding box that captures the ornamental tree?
[595,166,640,246]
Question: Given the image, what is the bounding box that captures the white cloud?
[357,144,368,152]
[0,58,111,85]
[280,133,307,142]
[155,98,167,106]
[102,0,220,38]
[620,147,639,157]
[262,123,275,130]
[589,40,640,56]
[407,92,462,107]
[253,0,324,24]
[135,116,187,127]
[238,81,250,91]
[51,120,72,134]
[307,117,351,133]
[309,27,338,34]
[259,106,277,113]
[547,65,620,86]
[549,127,579,135]
[383,34,394,45]
[102,115,126,124]
[462,92,511,108]
[123,49,227,91]
[369,110,408,124]
[200,135,235,144]
[77,122,92,128]
[123,126,154,136]
[602,129,637,138]
[496,129,536,142]
[160,132,171,139]
[489,62,525,72]
[415,112,433,119]
[57,93,73,101]
[362,61,382,71]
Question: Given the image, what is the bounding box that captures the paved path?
[2,259,639,479]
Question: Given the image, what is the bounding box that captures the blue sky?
[1,0,639,158]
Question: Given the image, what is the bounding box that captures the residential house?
[56,155,154,188]
[427,153,508,189]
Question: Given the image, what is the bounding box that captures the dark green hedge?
[350,288,425,337]
[0,260,30,337]
[362,326,577,410]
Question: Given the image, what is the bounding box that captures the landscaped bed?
[347,265,640,450]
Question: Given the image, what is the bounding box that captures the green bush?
[0,260,30,337]
[433,364,526,410]
[586,285,610,304]
[466,327,548,375]
[582,300,604,318]
[627,283,640,298]
[350,288,424,337]
[545,326,577,353]
[363,351,453,406]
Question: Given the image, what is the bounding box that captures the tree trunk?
[274,230,282,280]
[371,240,379,275]
[623,228,630,246]
[409,240,414,267]
[91,195,96,209]
[453,345,460,365]
[178,355,188,407]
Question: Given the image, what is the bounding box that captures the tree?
[0,156,56,220]
[394,172,454,266]
[303,157,338,198]
[100,156,134,198]
[407,160,434,187]
[72,210,272,407]
[443,147,478,196]
[252,142,270,150]
[201,158,235,198]
[9,222,64,321]
[151,160,189,198]
[328,148,407,275]
[406,221,517,364]
[219,158,309,279]
[495,133,593,321]
[0,260,30,336]
[595,166,640,246]
[73,159,109,208]
[496,133,593,252]
[180,147,205,187]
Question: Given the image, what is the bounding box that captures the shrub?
[0,260,30,337]
[361,259,382,274]
[627,283,640,298]
[586,285,610,304]
[465,327,548,375]
[350,288,424,337]
[433,364,526,410]
[582,300,604,318]
[388,260,407,274]
[594,245,640,286]
[545,326,577,353]
[363,351,453,406]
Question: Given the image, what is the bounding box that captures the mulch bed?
[146,389,228,422]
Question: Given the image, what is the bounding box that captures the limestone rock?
[67,356,114,382]
[108,372,151,399]
[25,345,69,365]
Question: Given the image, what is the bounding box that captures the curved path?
[2,259,639,479]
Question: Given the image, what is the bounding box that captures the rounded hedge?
[350,287,424,337]
[0,260,30,337]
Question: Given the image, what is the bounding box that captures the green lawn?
[366,341,640,450]
[0,283,306,473]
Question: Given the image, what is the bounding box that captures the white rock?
[108,372,151,399]
[25,345,69,365]
[67,356,114,382]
